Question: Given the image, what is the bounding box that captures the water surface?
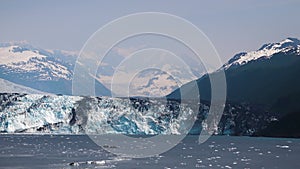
[0,135,299,168]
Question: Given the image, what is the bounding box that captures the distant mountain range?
[169,37,300,137]
[0,42,196,97]
[0,42,111,96]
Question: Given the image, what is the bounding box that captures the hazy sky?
[1,0,300,62]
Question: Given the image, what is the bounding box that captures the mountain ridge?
[222,37,300,70]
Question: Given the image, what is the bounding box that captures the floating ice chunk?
[276,145,289,149]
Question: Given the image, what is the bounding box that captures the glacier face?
[0,93,198,135]
[0,93,278,136]
[0,94,80,133]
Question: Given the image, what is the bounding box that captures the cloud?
[112,47,137,57]
[112,45,146,58]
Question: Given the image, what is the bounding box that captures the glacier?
[0,93,279,136]
[0,93,199,135]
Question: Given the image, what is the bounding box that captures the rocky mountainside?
[169,37,300,137]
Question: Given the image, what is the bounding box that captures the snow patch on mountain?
[129,69,181,97]
[0,46,46,65]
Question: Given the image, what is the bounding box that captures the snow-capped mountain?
[168,37,300,137]
[0,42,72,81]
[0,42,111,96]
[128,69,181,97]
[97,60,199,98]
[222,37,300,69]
[0,41,196,97]
[170,37,300,103]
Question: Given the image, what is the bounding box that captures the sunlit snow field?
[0,135,299,169]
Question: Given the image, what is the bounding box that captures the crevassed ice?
[0,94,196,135]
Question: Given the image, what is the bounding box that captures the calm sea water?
[0,135,299,169]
